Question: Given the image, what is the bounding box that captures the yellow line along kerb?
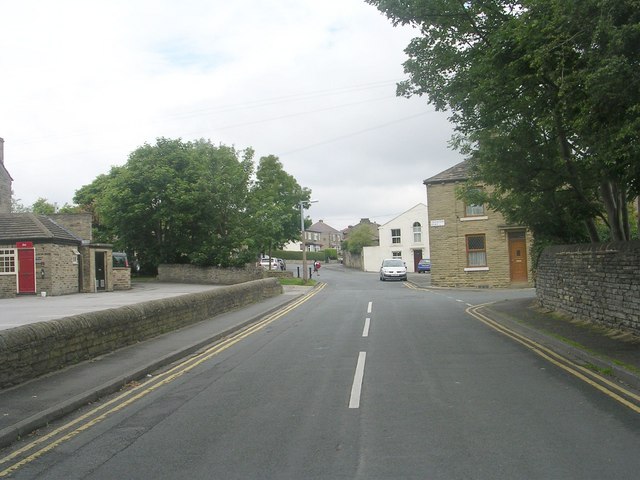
[0,283,326,478]
[466,304,640,414]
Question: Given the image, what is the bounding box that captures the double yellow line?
[0,283,325,477]
[467,304,640,414]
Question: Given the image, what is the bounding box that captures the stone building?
[424,161,533,288]
[305,220,343,252]
[362,203,429,273]
[0,138,12,214]
[0,137,128,298]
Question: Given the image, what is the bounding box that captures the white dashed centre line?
[362,318,370,337]
[349,352,367,409]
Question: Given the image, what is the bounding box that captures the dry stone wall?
[536,241,640,335]
[0,278,282,388]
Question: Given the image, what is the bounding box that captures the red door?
[18,248,36,294]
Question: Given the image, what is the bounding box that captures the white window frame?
[0,249,16,274]
[391,228,401,244]
[413,222,422,243]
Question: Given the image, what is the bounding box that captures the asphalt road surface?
[4,265,640,479]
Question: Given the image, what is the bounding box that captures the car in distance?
[259,258,280,270]
[379,258,407,281]
[417,258,431,273]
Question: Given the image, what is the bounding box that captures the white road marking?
[362,318,370,337]
[349,352,367,409]
[367,301,372,313]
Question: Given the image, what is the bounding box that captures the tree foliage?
[247,155,311,259]
[74,138,310,272]
[343,223,377,254]
[367,0,640,243]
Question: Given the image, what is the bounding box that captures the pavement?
[1,275,640,449]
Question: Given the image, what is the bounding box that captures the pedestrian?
[314,260,321,275]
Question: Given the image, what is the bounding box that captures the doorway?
[413,249,423,272]
[17,248,36,294]
[508,232,528,282]
[95,251,106,291]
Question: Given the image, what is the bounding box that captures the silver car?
[379,258,407,281]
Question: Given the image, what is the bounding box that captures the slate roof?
[0,213,82,244]
[307,220,341,234]
[423,160,469,185]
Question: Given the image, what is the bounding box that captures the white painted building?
[362,203,430,272]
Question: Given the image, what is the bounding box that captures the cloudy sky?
[1,0,463,230]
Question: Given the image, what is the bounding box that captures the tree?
[343,223,377,254]
[79,138,255,272]
[31,198,57,215]
[367,0,640,243]
[247,155,311,262]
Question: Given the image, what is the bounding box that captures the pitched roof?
[380,203,427,227]
[423,160,469,185]
[307,220,340,234]
[0,213,82,244]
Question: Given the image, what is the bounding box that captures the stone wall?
[112,267,131,290]
[0,278,282,388]
[38,243,81,296]
[536,241,640,334]
[49,213,93,241]
[158,264,264,284]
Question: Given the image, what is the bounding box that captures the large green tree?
[76,138,255,271]
[248,155,311,262]
[75,138,311,272]
[367,0,639,243]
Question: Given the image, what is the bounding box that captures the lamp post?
[300,200,318,282]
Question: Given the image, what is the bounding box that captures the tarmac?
[1,275,640,449]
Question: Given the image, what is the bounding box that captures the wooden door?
[509,233,528,282]
[413,249,423,272]
[17,248,36,294]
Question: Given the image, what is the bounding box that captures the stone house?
[362,203,430,273]
[424,161,533,288]
[0,137,129,298]
[306,220,343,253]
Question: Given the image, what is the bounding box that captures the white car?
[259,258,280,270]
[379,258,407,281]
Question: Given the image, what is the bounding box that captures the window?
[391,228,401,244]
[413,222,422,243]
[392,251,402,259]
[465,187,485,216]
[466,235,487,267]
[0,249,16,274]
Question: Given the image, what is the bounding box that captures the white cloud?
[1,0,462,229]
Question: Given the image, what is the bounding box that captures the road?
[3,265,640,479]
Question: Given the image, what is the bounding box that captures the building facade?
[424,161,533,288]
[0,137,128,297]
[362,203,429,273]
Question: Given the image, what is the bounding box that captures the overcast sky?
[1,0,463,231]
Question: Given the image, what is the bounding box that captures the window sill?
[464,267,489,272]
[460,216,488,222]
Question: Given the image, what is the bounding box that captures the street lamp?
[300,199,318,282]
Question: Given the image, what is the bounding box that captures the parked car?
[417,258,431,273]
[379,258,407,281]
[112,252,129,268]
[259,258,280,270]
